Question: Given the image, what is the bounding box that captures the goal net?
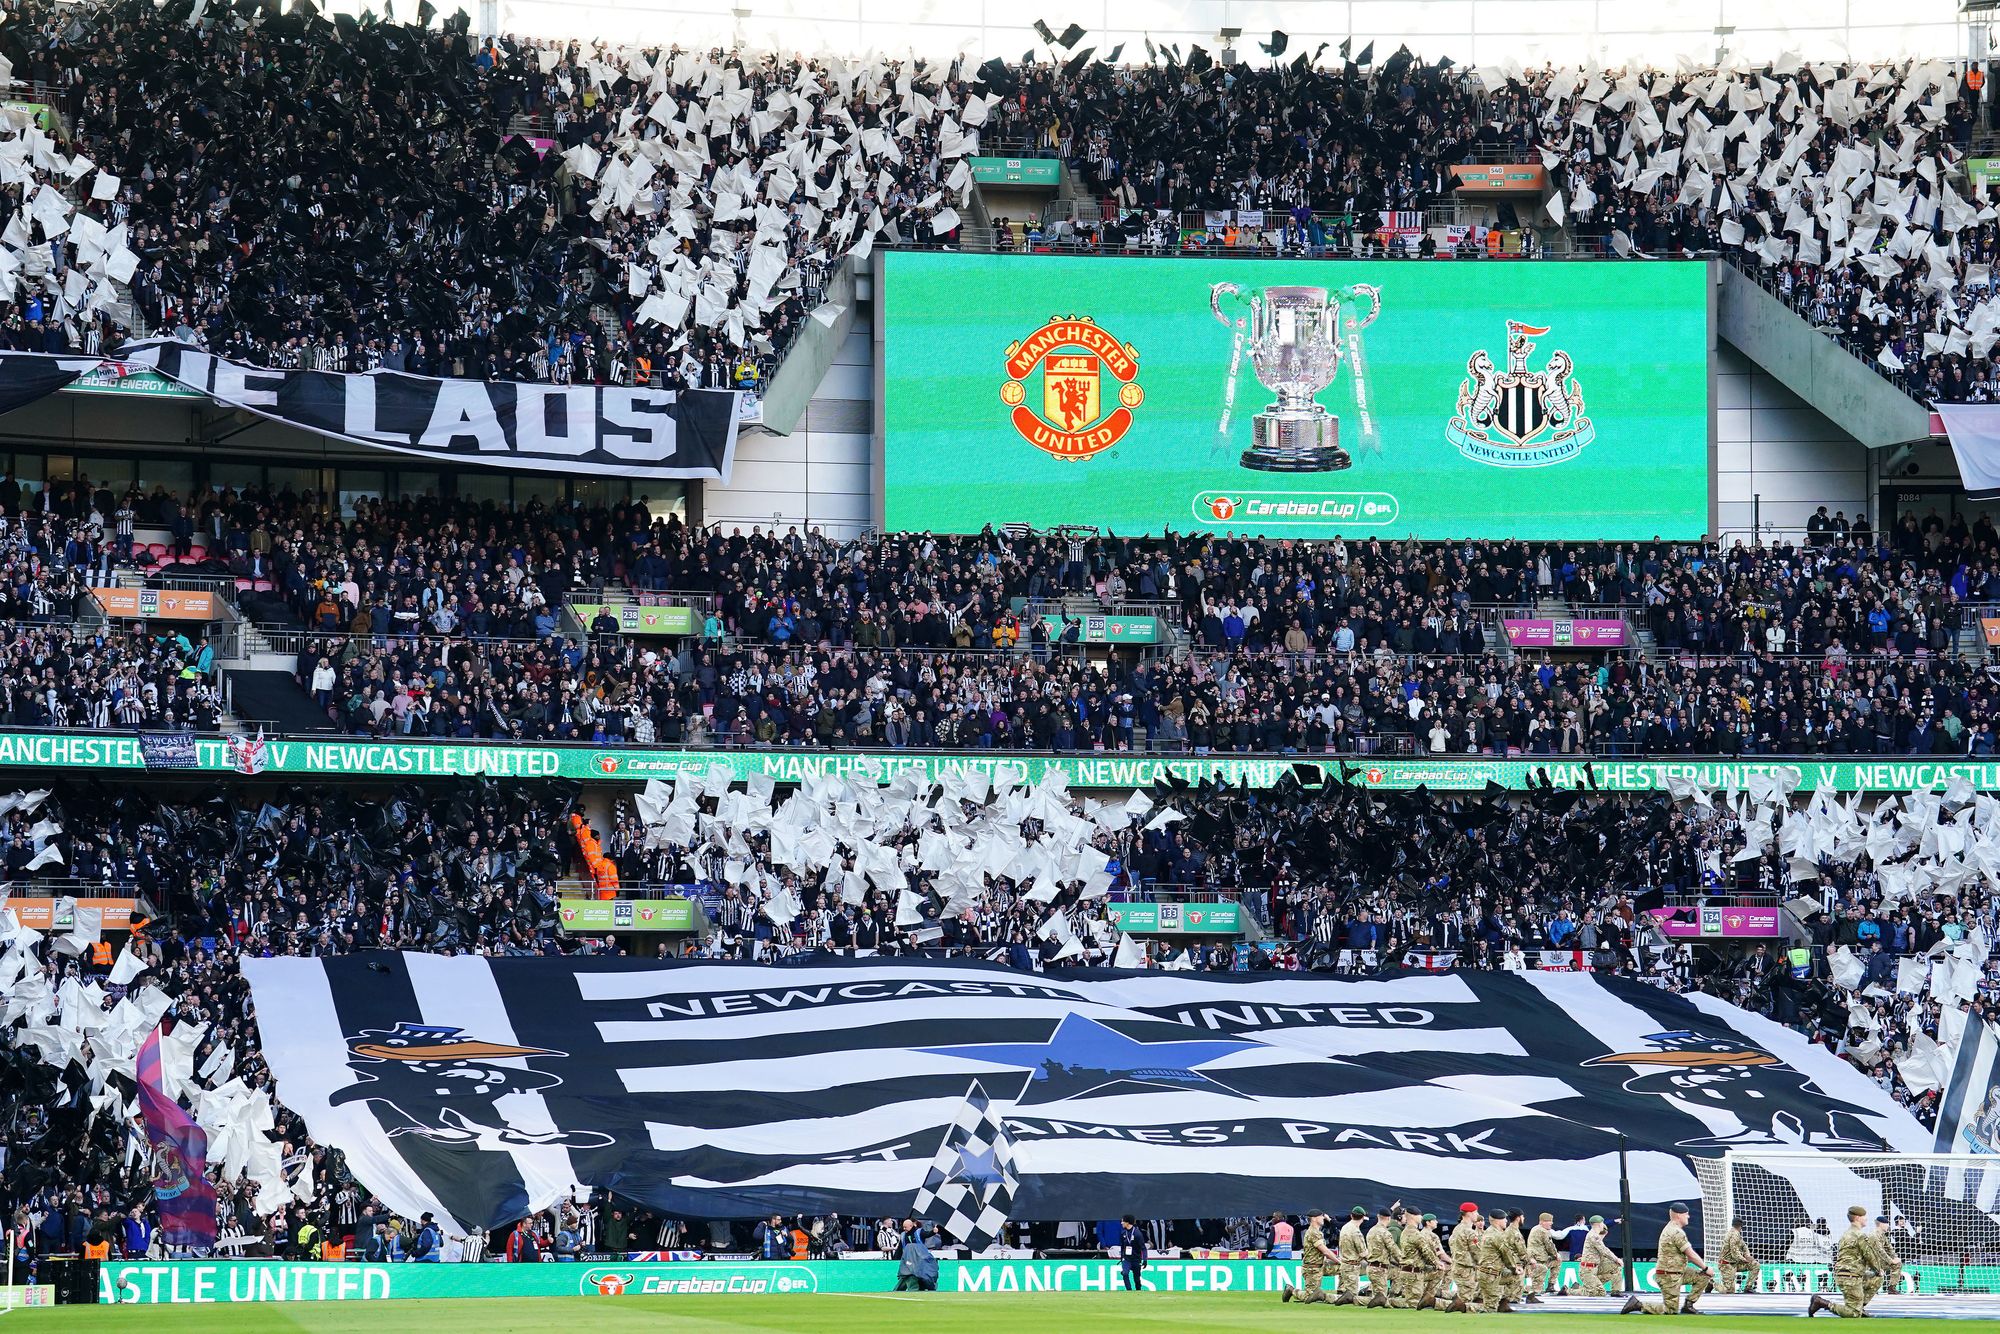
[1693,1151,2000,1293]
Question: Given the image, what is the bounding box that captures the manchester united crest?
[1002,316,1143,459]
[1446,319,1594,467]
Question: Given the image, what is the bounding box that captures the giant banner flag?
[242,955,1925,1233]
[122,341,742,480]
[0,346,743,480]
[1934,1017,2000,1156]
[135,1028,218,1249]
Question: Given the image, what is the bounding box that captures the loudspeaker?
[40,1256,100,1304]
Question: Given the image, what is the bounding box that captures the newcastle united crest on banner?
[1446,320,1595,467]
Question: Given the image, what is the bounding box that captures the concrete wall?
[1713,343,1872,540]
[1714,262,1933,451]
[697,320,875,538]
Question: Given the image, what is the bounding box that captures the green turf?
[9,1297,1962,1333]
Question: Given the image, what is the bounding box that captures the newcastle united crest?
[1002,316,1143,459]
[1446,320,1594,467]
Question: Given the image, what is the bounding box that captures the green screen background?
[881,254,1710,539]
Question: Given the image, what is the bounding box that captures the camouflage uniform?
[1475,1219,1525,1312]
[1448,1214,1484,1311]
[1814,1222,1882,1317]
[1715,1227,1755,1294]
[1860,1227,1902,1311]
[1367,1219,1405,1306]
[1581,1226,1624,1296]
[1394,1216,1421,1305]
[1336,1216,1367,1305]
[1526,1219,1562,1296]
[1634,1220,1711,1315]
[1403,1221,1450,1310]
[1292,1221,1336,1305]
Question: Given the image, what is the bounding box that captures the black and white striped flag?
[240,955,1929,1234]
[911,1080,1016,1250]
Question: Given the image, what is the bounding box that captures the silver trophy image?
[1209,282,1382,472]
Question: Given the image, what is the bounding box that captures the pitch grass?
[13,1297,1965,1333]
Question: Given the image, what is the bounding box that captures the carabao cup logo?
[1002,316,1143,459]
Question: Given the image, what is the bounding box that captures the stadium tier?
[2,1,2000,1320]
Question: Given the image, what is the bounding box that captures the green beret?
[1848,1205,1868,1218]
[1351,1207,1367,1218]
[1422,1213,1438,1224]
[1589,1215,1605,1225]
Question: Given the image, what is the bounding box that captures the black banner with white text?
[242,955,1927,1233]
[117,340,743,479]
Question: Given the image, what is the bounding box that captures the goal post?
[1694,1150,2000,1293]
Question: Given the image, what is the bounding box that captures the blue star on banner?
[919,1012,1263,1103]
[947,1141,1004,1189]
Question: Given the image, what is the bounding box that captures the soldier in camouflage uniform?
[1862,1217,1903,1310]
[1283,1210,1336,1305]
[1715,1219,1755,1294]
[1580,1216,1624,1296]
[1393,1207,1421,1307]
[1476,1209,1526,1313]
[1335,1206,1368,1306]
[1447,1204,1485,1313]
[1402,1212,1452,1311]
[1366,1206,1404,1307]
[1622,1202,1714,1315]
[1809,1205,1884,1318]
[1524,1211,1562,1302]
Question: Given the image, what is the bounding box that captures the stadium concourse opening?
[3,0,2000,1321]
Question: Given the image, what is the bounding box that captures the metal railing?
[130,571,245,615]
[1661,891,1782,908]
[259,629,561,659]
[0,876,140,895]
[1021,596,1185,621]
[1712,526,1879,550]
[893,229,1563,261]
[564,588,717,616]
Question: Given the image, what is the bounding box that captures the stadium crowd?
[2,761,1995,1266]
[2,6,2000,1283]
[0,0,1986,403]
[4,478,2000,759]
[0,0,975,393]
